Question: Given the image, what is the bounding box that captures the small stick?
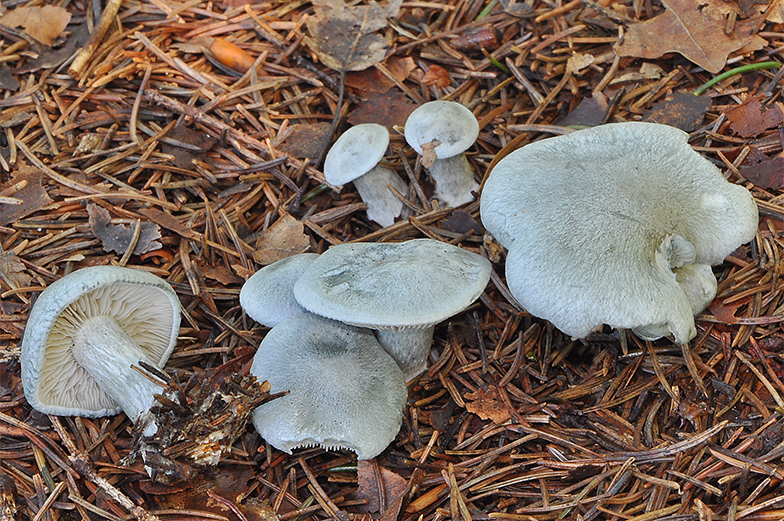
[68,0,124,79]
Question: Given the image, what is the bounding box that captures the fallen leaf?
[348,89,418,130]
[725,97,784,138]
[0,65,19,91]
[555,91,608,127]
[0,6,71,46]
[354,460,407,515]
[708,296,751,325]
[566,52,595,75]
[441,209,481,235]
[253,214,310,265]
[304,0,402,72]
[422,64,451,88]
[160,125,217,170]
[464,386,511,424]
[0,166,53,226]
[739,156,784,189]
[0,250,32,290]
[345,56,416,94]
[644,92,712,131]
[614,0,767,73]
[194,260,243,286]
[452,25,499,52]
[87,203,163,256]
[276,122,332,160]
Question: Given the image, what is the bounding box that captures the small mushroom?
[293,239,492,380]
[239,253,320,327]
[324,123,408,227]
[480,122,759,343]
[250,312,406,460]
[21,266,180,434]
[404,100,480,207]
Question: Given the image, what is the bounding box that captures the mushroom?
[404,100,480,207]
[239,253,319,327]
[21,266,180,434]
[480,122,759,343]
[250,312,406,460]
[324,123,408,227]
[293,239,492,380]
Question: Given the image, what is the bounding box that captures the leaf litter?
[1,0,784,520]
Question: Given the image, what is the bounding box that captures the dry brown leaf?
[566,52,595,75]
[708,296,751,325]
[194,260,243,286]
[87,203,163,256]
[304,0,402,72]
[422,64,451,88]
[136,207,202,240]
[644,92,712,131]
[614,0,766,73]
[253,214,310,265]
[354,460,407,515]
[739,157,784,189]
[0,6,71,46]
[345,56,416,93]
[725,97,784,138]
[0,166,53,226]
[348,89,418,130]
[465,386,511,424]
[276,122,332,160]
[0,250,32,290]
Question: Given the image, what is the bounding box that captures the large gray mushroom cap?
[250,313,406,460]
[404,101,479,159]
[293,239,492,330]
[240,253,319,327]
[21,266,180,417]
[480,122,758,343]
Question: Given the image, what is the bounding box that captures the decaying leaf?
[614,0,767,73]
[348,88,418,130]
[137,207,201,240]
[724,97,784,138]
[0,166,53,226]
[304,0,403,72]
[354,460,407,515]
[556,92,608,127]
[464,386,511,424]
[276,122,332,160]
[422,64,451,88]
[0,250,32,290]
[0,6,71,47]
[566,52,595,75]
[740,156,784,189]
[194,260,243,286]
[708,296,751,325]
[644,92,712,132]
[160,125,217,170]
[345,56,416,93]
[253,214,310,265]
[87,203,162,256]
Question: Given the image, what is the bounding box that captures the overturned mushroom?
[293,239,491,380]
[480,122,758,343]
[324,123,408,227]
[21,266,180,435]
[404,100,479,207]
[250,312,406,460]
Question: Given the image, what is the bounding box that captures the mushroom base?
[353,166,408,227]
[427,154,479,207]
[376,327,434,381]
[71,315,164,434]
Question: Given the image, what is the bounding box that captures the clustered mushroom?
[480,122,759,344]
[21,266,181,436]
[240,238,491,459]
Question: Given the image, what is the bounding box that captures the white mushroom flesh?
[352,165,408,227]
[427,154,479,207]
[375,328,434,381]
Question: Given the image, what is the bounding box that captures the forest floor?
[2,0,784,520]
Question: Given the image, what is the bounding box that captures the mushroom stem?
[71,315,163,434]
[352,166,408,227]
[375,327,434,381]
[427,154,479,207]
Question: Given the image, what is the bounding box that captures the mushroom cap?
[21,266,181,417]
[250,312,406,460]
[324,123,390,185]
[404,101,479,158]
[480,122,758,343]
[240,253,319,327]
[293,239,491,330]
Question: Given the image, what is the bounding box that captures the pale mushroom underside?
[22,269,179,417]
